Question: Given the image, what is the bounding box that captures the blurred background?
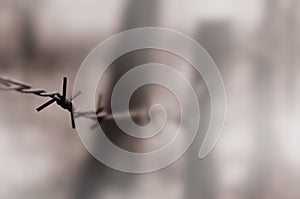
[1,0,300,198]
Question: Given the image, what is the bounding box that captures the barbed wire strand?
[0,76,123,129]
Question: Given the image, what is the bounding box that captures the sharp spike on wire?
[70,102,76,129]
[96,94,103,114]
[69,91,81,101]
[36,98,56,112]
[62,77,67,101]
[1,76,144,130]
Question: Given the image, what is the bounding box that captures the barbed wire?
[0,76,109,129]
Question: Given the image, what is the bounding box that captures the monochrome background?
[0,0,300,199]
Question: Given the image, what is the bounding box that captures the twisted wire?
[0,76,144,129]
[0,77,60,98]
[0,76,105,127]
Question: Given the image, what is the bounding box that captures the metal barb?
[0,76,107,129]
[0,76,144,130]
